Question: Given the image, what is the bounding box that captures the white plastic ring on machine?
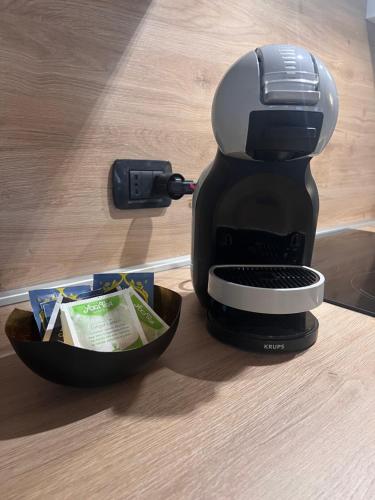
[208,265,325,315]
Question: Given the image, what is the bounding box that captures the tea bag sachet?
[42,295,75,344]
[127,288,169,343]
[29,285,91,335]
[93,272,154,306]
[60,289,148,352]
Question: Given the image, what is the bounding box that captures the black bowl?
[5,285,182,387]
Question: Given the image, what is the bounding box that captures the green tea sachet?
[128,288,169,342]
[60,289,148,352]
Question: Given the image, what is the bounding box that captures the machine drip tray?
[207,302,318,353]
[207,265,324,352]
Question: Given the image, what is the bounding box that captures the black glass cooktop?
[312,229,375,317]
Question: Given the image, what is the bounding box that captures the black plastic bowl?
[5,285,182,387]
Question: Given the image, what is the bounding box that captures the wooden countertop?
[1,266,375,499]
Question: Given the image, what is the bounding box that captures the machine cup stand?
[207,265,325,353]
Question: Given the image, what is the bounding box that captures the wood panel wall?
[1,0,374,292]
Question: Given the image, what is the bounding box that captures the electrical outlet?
[129,170,164,200]
[112,159,172,209]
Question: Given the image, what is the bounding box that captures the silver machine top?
[211,44,339,160]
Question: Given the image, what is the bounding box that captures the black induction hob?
[312,229,375,317]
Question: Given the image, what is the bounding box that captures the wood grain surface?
[0,0,374,291]
[0,266,375,499]
[0,303,31,359]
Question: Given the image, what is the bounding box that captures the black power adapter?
[112,159,196,210]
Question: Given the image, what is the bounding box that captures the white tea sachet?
[60,289,148,352]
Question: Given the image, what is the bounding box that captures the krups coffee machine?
[191,44,338,352]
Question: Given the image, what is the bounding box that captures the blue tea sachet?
[29,285,91,334]
[92,273,154,306]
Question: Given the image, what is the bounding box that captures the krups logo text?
[264,344,285,350]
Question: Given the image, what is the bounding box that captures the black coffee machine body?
[191,45,338,352]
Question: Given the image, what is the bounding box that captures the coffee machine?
[191,44,338,352]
